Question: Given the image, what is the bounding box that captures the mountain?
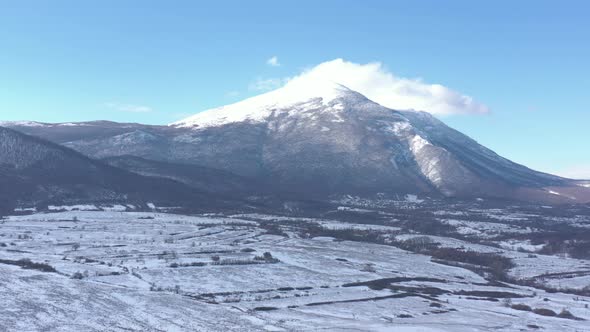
[0,126,243,211]
[170,81,590,203]
[3,80,589,204]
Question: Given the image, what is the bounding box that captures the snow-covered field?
[1,208,590,331]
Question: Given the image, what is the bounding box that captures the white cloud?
[105,102,153,113]
[248,77,287,91]
[266,56,280,67]
[281,59,489,115]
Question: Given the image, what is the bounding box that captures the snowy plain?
[1,203,590,331]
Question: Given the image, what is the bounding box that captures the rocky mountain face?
[0,127,244,211]
[3,81,589,204]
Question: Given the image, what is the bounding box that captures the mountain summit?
[167,81,588,203]
[171,79,360,128]
[4,82,590,204]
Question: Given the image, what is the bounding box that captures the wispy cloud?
[266,56,280,67]
[279,59,489,115]
[105,102,153,113]
[250,59,488,115]
[248,77,287,91]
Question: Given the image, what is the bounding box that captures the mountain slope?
[3,81,589,204]
[102,155,268,196]
[170,81,587,202]
[0,126,241,211]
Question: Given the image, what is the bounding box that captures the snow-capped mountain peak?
[6,76,586,204]
[171,80,364,128]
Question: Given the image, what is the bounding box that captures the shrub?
[170,262,206,268]
[0,258,57,273]
[254,252,280,263]
[400,236,438,252]
[533,308,557,317]
[253,306,278,311]
[259,222,287,237]
[21,260,56,272]
[212,258,262,266]
[187,262,206,267]
[428,248,513,280]
[557,308,578,320]
[511,304,532,311]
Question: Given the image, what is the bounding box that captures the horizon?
[1,1,589,178]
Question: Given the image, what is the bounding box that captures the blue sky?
[0,0,589,178]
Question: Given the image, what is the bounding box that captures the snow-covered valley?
[2,200,590,331]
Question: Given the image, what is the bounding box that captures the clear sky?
[0,0,588,178]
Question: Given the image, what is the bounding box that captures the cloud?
[266,56,280,67]
[249,77,287,91]
[282,59,489,115]
[105,102,153,113]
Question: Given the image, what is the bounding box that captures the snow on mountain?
[164,79,589,203]
[171,79,357,128]
[4,81,589,203]
[0,126,246,210]
[0,121,89,127]
[0,120,48,127]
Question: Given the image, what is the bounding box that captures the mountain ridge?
[0,126,248,212]
[3,83,589,204]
